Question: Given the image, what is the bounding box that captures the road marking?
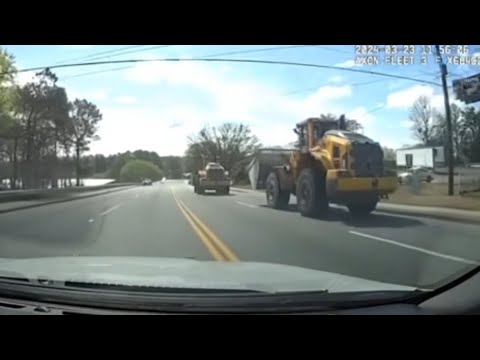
[100,204,122,216]
[236,201,258,209]
[171,189,239,262]
[88,219,94,223]
[179,199,239,261]
[232,187,264,196]
[349,230,480,266]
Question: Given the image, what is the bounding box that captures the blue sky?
[4,45,480,156]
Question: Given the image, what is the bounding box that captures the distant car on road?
[142,179,153,186]
[398,167,433,184]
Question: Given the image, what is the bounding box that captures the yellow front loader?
[265,115,397,217]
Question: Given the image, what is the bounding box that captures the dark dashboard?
[0,298,434,315]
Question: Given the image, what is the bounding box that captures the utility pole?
[435,45,455,196]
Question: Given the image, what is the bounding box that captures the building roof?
[397,145,444,151]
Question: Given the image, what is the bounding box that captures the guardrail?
[0,183,136,203]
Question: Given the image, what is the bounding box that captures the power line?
[314,46,352,55]
[199,45,316,58]
[61,66,133,80]
[59,45,318,81]
[10,58,442,87]
[286,71,441,96]
[55,46,174,75]
[54,45,147,65]
[364,104,387,115]
[84,45,174,61]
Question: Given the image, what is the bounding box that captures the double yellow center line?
[171,190,239,262]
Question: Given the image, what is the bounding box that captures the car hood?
[0,257,417,294]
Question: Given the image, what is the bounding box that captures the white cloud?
[67,88,110,102]
[89,105,205,156]
[13,71,36,86]
[63,45,94,50]
[335,58,366,68]
[335,60,356,68]
[386,85,435,109]
[82,58,397,155]
[90,89,109,101]
[125,60,352,122]
[387,80,407,91]
[116,95,137,104]
[386,84,465,113]
[377,136,404,149]
[346,106,375,124]
[328,75,344,83]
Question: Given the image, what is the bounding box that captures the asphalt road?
[0,179,479,290]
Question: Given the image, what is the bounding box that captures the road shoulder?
[231,187,480,224]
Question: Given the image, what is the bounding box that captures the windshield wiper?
[0,276,422,313]
[64,282,270,294]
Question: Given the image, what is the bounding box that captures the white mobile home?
[396,146,445,169]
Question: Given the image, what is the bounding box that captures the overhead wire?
[54,45,148,65]
[285,71,440,96]
[285,78,388,96]
[9,58,442,87]
[61,66,133,80]
[314,46,352,55]
[10,49,458,129]
[54,46,176,78]
[59,45,319,81]
[83,45,174,61]
[198,45,316,58]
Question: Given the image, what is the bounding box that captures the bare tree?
[409,96,436,146]
[186,123,261,178]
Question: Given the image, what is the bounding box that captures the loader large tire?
[266,172,290,209]
[296,168,328,218]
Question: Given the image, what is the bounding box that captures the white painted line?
[100,204,122,216]
[236,201,258,209]
[88,219,94,223]
[349,230,480,266]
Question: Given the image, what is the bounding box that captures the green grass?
[387,183,480,211]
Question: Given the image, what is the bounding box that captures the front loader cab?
[294,116,345,151]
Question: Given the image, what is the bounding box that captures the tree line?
[0,48,102,189]
[408,96,480,164]
[80,151,183,181]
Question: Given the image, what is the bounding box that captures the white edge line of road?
[100,204,122,216]
[349,230,480,266]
